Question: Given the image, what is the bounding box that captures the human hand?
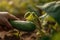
[0,12,19,30]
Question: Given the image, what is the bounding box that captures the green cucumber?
[9,20,36,32]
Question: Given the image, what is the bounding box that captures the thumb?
[8,14,20,20]
[1,17,13,30]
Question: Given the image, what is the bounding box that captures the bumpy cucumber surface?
[9,20,36,32]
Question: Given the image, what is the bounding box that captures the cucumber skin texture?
[9,20,36,32]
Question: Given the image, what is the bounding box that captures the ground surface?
[0,29,37,40]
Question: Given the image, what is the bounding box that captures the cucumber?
[9,20,36,32]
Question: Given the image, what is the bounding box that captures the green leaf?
[52,32,60,40]
[38,36,50,40]
[37,1,60,24]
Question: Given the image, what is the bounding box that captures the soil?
[0,29,37,40]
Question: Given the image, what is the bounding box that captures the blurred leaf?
[37,1,60,24]
[27,6,41,16]
[38,36,50,40]
[52,32,60,40]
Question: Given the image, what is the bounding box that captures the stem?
[32,12,44,34]
[18,31,20,37]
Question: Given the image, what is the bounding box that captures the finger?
[0,17,6,25]
[8,14,20,20]
[1,17,13,29]
[0,18,3,25]
[0,26,4,31]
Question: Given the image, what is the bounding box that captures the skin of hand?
[0,12,20,30]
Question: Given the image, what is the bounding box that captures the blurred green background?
[0,0,59,16]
